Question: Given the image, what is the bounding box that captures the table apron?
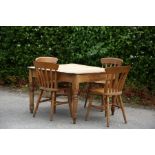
[30,70,105,84]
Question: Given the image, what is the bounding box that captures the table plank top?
[28,63,105,74]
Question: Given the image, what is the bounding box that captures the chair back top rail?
[35,57,58,64]
[101,57,123,68]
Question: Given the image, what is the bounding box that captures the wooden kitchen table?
[28,64,105,124]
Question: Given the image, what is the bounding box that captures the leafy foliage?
[0,26,155,91]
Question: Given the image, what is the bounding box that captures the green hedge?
[0,26,155,91]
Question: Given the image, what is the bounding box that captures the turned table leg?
[72,80,79,124]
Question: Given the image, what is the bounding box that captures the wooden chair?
[85,66,130,127]
[35,57,72,113]
[84,57,123,108]
[33,61,72,121]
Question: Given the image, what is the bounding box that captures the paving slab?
[0,86,155,129]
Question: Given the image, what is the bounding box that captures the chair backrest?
[33,61,59,89]
[100,57,123,68]
[104,66,130,95]
[35,57,58,64]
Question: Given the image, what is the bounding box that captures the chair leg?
[105,96,110,127]
[99,95,107,117]
[101,95,105,112]
[84,83,91,108]
[50,92,55,121]
[118,95,127,123]
[111,96,116,115]
[53,92,56,113]
[105,97,107,118]
[85,94,93,121]
[116,96,119,106]
[68,89,73,117]
[84,92,88,108]
[33,90,44,117]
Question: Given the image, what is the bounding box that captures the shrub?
[0,26,155,91]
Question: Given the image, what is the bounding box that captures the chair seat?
[89,88,122,96]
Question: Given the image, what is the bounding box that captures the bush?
[0,26,155,91]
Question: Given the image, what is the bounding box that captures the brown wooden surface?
[33,61,59,120]
[85,66,130,127]
[35,57,72,115]
[84,57,123,108]
[28,64,105,124]
[35,56,58,64]
[100,57,123,68]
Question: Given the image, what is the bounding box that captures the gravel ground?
[0,86,155,129]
